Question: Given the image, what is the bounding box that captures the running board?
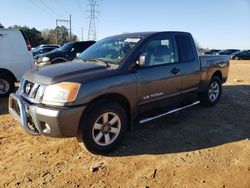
[139,101,200,124]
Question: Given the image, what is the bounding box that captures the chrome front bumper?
[9,93,39,135]
[8,93,86,137]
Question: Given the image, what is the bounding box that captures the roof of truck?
[111,31,190,39]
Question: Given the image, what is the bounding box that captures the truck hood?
[33,49,66,59]
[24,60,113,85]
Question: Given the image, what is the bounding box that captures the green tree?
[8,25,78,46]
[41,26,78,45]
[9,25,46,47]
[54,26,78,45]
[0,23,4,28]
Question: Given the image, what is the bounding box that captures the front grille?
[20,80,45,103]
[24,81,34,95]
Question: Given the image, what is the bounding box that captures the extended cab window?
[142,36,176,67]
[175,35,195,62]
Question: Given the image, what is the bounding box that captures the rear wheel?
[199,76,222,106]
[77,101,127,154]
[0,74,15,98]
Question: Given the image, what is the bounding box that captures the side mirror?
[71,48,75,52]
[136,54,146,67]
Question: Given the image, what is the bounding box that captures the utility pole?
[55,14,72,44]
[87,0,98,41]
[81,27,83,41]
[56,20,58,44]
[69,14,72,41]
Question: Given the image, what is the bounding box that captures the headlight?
[37,57,50,64]
[42,82,81,105]
[42,57,50,62]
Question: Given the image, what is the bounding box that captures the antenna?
[87,0,98,41]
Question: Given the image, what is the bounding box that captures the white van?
[0,29,33,97]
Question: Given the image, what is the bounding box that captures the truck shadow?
[111,85,250,156]
[0,97,9,115]
[0,87,18,115]
[0,85,249,155]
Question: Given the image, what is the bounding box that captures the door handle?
[171,68,180,75]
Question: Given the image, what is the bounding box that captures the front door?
[136,33,181,112]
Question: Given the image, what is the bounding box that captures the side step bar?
[139,101,200,124]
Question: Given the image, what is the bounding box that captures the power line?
[38,0,60,17]
[75,0,83,15]
[55,15,72,44]
[28,0,56,17]
[52,0,71,16]
[87,0,99,41]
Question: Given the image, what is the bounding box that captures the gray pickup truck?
[9,31,229,154]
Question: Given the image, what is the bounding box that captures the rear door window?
[175,35,195,62]
[141,35,177,67]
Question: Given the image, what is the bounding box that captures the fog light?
[42,123,51,134]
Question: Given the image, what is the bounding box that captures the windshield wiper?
[75,56,85,61]
[82,58,111,67]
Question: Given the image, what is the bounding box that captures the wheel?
[77,101,127,154]
[198,76,222,106]
[0,73,15,98]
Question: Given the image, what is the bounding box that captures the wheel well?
[0,68,17,82]
[86,94,131,129]
[51,57,67,64]
[212,70,222,81]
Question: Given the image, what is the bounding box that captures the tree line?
[1,22,205,52]
[0,23,78,47]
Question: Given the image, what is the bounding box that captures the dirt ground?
[0,60,249,187]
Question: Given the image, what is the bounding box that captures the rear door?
[173,34,200,95]
[136,33,181,111]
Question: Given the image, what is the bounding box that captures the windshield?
[59,42,73,52]
[79,37,141,65]
[32,48,41,53]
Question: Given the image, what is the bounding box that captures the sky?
[1,0,250,49]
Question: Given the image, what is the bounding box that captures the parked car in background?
[32,45,60,56]
[203,49,221,55]
[216,49,240,55]
[34,44,60,49]
[229,50,242,59]
[34,41,95,67]
[231,50,250,60]
[0,28,33,97]
[9,31,230,154]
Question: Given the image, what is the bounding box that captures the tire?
[0,73,15,98]
[77,101,127,154]
[198,76,222,106]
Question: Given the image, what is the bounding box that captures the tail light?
[26,40,32,51]
[20,30,32,51]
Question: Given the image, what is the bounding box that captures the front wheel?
[77,102,127,154]
[198,76,222,106]
[0,74,15,98]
